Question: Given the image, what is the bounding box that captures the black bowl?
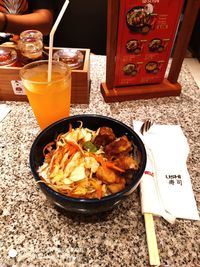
[30,114,146,214]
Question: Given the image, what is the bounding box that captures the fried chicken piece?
[96,165,119,184]
[114,155,139,170]
[107,178,126,194]
[105,135,132,157]
[93,127,116,146]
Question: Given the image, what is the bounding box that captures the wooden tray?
[0,46,90,104]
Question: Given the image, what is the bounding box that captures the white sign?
[11,80,26,95]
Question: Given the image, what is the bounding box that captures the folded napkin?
[133,120,199,223]
[0,104,11,122]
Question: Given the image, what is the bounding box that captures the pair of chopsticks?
[140,120,160,266]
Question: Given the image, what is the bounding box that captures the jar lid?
[20,30,43,42]
[0,47,17,66]
[53,49,84,69]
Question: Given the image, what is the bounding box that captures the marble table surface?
[0,55,199,267]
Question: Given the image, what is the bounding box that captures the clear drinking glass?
[20,60,71,129]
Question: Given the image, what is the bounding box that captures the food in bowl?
[127,8,149,27]
[145,61,159,74]
[149,38,164,52]
[123,63,137,76]
[38,122,141,199]
[30,115,146,214]
[126,39,142,54]
[126,6,152,34]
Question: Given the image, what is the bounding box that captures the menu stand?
[101,0,200,103]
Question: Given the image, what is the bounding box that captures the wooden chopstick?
[144,213,160,266]
[139,120,160,265]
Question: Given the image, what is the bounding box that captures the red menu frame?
[101,0,200,103]
[114,0,183,87]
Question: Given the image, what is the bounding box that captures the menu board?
[114,0,183,86]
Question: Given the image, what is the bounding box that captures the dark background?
[52,0,107,55]
[50,0,199,59]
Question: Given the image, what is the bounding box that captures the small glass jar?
[53,49,84,69]
[0,47,17,67]
[18,30,43,64]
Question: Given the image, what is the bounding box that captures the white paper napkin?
[133,120,199,223]
[0,104,11,122]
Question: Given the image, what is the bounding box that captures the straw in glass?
[48,0,69,82]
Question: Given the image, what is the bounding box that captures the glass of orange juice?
[20,60,71,129]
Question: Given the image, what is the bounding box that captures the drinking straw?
[48,0,69,82]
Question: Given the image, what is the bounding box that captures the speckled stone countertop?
[0,55,200,267]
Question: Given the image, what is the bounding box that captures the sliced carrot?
[68,123,72,133]
[88,153,125,173]
[68,146,77,157]
[63,144,70,154]
[88,153,107,169]
[63,158,71,170]
[43,141,55,156]
[62,145,78,170]
[105,162,125,173]
[56,132,64,142]
[67,140,84,154]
